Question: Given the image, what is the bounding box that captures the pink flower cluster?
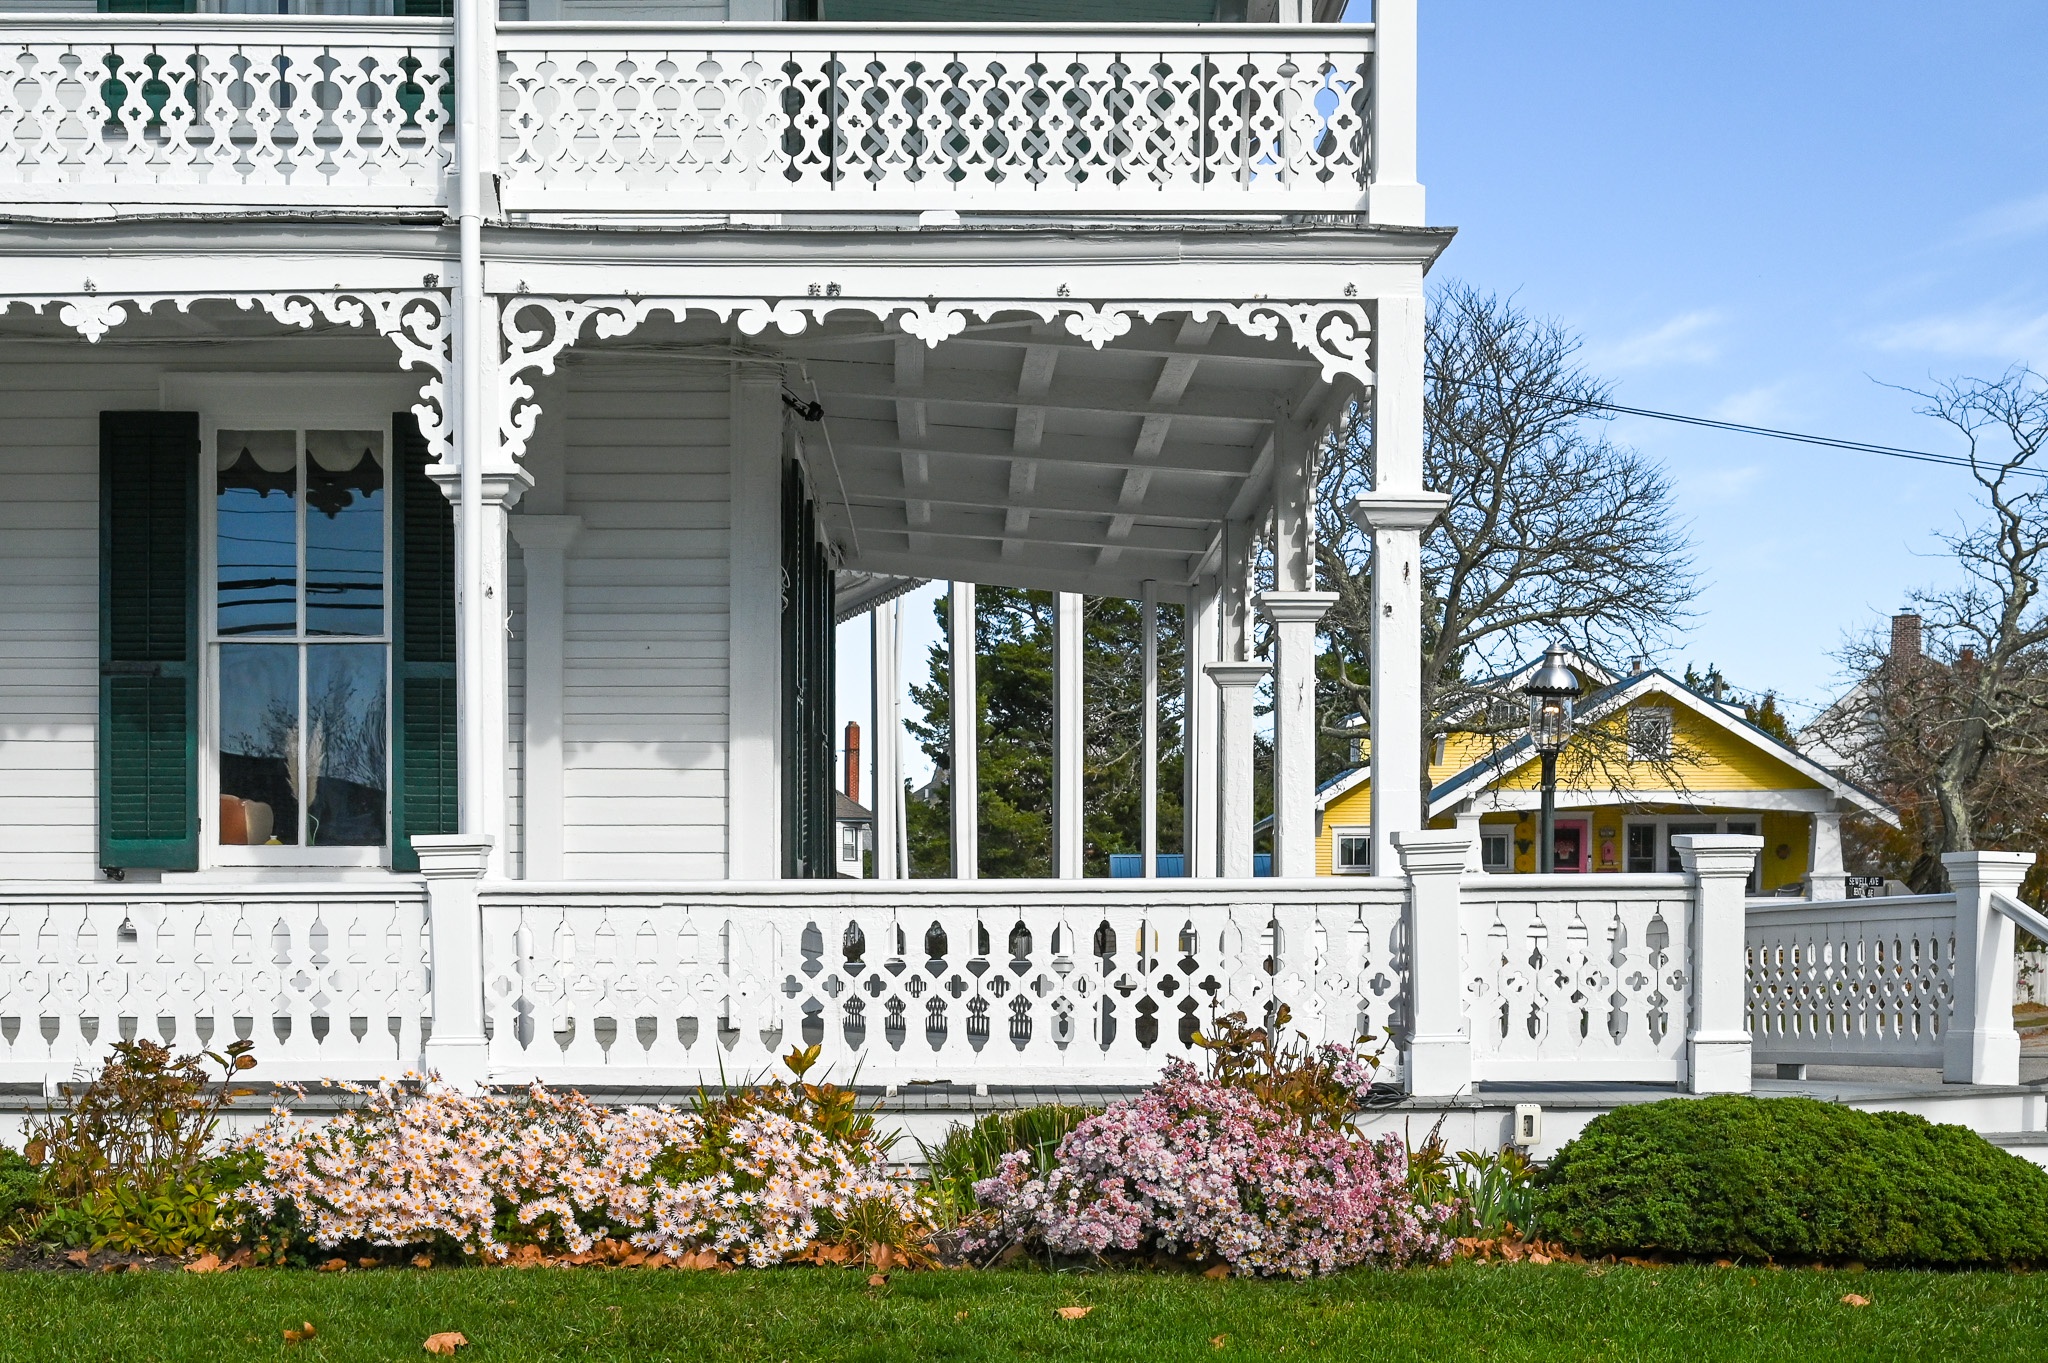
[230,1079,922,1266]
[970,1060,1450,1277]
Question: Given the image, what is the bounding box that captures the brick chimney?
[1890,612,1922,661]
[844,721,861,804]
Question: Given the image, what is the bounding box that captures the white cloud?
[1866,303,2048,366]
[1958,189,2048,245]
[1709,382,1795,425]
[1593,309,1725,370]
[1689,463,1764,503]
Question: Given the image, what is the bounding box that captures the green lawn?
[0,1261,2040,1362]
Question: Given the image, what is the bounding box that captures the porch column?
[1348,491,1446,877]
[871,599,904,880]
[1453,805,1484,872]
[1184,574,1221,878]
[1367,0,1425,227]
[1141,580,1159,878]
[1941,850,2032,1086]
[1396,829,1472,1096]
[1675,833,1762,1094]
[949,582,978,879]
[1348,292,1440,875]
[1259,591,1337,877]
[436,467,529,878]
[1220,517,1254,662]
[1808,808,1846,900]
[415,832,493,1086]
[1207,661,1269,878]
[728,367,783,879]
[508,515,581,880]
[1054,591,1084,878]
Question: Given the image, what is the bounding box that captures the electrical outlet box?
[1512,1103,1543,1148]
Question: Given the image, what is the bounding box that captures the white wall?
[0,358,151,879]
[553,361,732,880]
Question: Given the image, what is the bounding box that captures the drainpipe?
[454,0,489,847]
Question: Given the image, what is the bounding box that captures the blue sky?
[1395,0,2048,716]
[842,1,2048,782]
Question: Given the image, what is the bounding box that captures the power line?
[1427,371,2043,480]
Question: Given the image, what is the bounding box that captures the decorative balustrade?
[1746,894,1957,1068]
[1460,879,1695,1083]
[477,881,1408,1089]
[0,17,452,206]
[0,886,430,1087]
[493,23,1374,214]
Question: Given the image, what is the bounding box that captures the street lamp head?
[1522,645,1580,755]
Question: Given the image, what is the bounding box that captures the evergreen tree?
[905,588,1185,877]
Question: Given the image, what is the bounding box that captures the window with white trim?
[1333,827,1373,874]
[1627,706,1674,761]
[1480,832,1509,873]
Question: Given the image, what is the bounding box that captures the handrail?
[1992,890,2048,941]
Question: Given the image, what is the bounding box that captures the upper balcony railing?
[0,17,1382,216]
[495,23,1374,214]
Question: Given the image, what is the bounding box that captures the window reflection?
[307,645,387,847]
[306,430,385,637]
[218,644,299,845]
[216,430,298,637]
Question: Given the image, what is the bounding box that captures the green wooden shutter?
[390,413,458,872]
[100,412,199,872]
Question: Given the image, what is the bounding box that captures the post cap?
[410,834,495,879]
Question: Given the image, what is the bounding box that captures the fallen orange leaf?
[412,1253,435,1270]
[1211,1335,1229,1349]
[319,1258,348,1273]
[283,1322,317,1345]
[64,1250,89,1267]
[867,1272,890,1287]
[422,1331,468,1355]
[184,1253,222,1275]
[359,1256,379,1269]
[1841,1294,1871,1307]
[1056,1306,1093,1320]
[1202,1264,1230,1280]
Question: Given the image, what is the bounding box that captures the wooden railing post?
[1941,850,2033,1085]
[1395,829,1471,1096]
[1675,833,1761,1094]
[415,833,494,1087]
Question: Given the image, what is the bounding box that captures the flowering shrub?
[229,1047,927,1266]
[969,1059,1450,1277]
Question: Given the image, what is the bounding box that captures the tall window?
[212,428,389,855]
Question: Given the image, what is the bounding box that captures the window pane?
[306,645,388,847]
[1625,824,1658,873]
[216,430,298,637]
[306,431,385,636]
[218,644,299,845]
[1666,822,1717,872]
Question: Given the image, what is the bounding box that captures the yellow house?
[1314,666,1896,896]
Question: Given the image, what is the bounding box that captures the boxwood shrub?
[1536,1095,2048,1265]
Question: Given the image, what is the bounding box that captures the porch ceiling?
[778,311,1348,603]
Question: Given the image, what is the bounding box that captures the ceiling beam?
[822,415,1259,478]
[840,503,1214,556]
[804,358,1278,427]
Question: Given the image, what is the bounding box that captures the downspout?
[455,0,490,845]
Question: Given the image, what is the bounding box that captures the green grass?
[0,1262,2042,1362]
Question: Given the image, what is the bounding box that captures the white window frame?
[1627,706,1674,762]
[1623,816,1766,892]
[1479,830,1510,873]
[1332,826,1373,875]
[172,376,418,870]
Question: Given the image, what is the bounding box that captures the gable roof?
[1318,667,1897,826]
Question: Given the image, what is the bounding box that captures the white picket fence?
[0,841,2032,1096]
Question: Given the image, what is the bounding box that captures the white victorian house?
[0,0,2041,1156]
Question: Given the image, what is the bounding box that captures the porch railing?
[0,842,2029,1098]
[495,23,1375,215]
[0,17,454,207]
[0,19,1373,215]
[1746,893,1958,1069]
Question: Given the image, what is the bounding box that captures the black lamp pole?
[1522,645,1579,876]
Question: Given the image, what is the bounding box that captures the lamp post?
[1522,646,1579,874]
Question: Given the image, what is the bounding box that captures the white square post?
[1674,833,1762,1094]
[1395,829,1472,1096]
[1941,850,2032,1086]
[1206,661,1269,879]
[415,832,494,1087]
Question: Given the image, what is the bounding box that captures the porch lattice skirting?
[0,838,2030,1097]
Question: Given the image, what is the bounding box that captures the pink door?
[1551,819,1590,873]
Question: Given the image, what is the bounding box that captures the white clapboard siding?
[556,364,731,880]
[505,550,528,875]
[0,361,156,877]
